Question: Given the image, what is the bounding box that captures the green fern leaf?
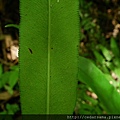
[20,0,80,114]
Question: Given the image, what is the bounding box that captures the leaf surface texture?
[20,0,80,114]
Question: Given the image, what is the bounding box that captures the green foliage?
[0,66,19,93]
[20,0,80,114]
[78,56,120,114]
[79,0,120,114]
[0,104,19,120]
[93,38,120,90]
[6,104,19,114]
[0,64,19,116]
[0,65,19,93]
[0,64,3,77]
[2,0,120,116]
[110,37,120,57]
[77,83,101,114]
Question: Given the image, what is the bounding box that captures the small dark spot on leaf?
[78,81,85,85]
[51,48,53,49]
[28,48,33,54]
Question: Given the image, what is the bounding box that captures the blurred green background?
[77,0,120,114]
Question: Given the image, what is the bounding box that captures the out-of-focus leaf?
[113,81,120,88]
[114,68,120,80]
[93,51,105,64]
[104,74,119,88]
[8,71,19,89]
[79,110,92,114]
[79,103,93,114]
[104,74,114,82]
[95,106,103,114]
[81,18,92,27]
[98,45,113,61]
[0,68,18,89]
[4,85,13,95]
[0,111,7,115]
[105,61,114,70]
[6,104,19,114]
[80,33,85,40]
[78,84,87,90]
[84,24,94,30]
[5,24,19,29]
[0,72,10,89]
[0,64,3,77]
[100,64,109,74]
[10,65,19,71]
[83,94,98,106]
[78,56,120,114]
[113,58,120,68]
[110,37,120,57]
[85,2,92,9]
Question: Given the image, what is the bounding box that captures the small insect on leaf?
[28,48,33,54]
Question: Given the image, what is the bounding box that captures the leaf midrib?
[47,0,51,114]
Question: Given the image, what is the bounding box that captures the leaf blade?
[78,56,120,114]
[20,0,80,114]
